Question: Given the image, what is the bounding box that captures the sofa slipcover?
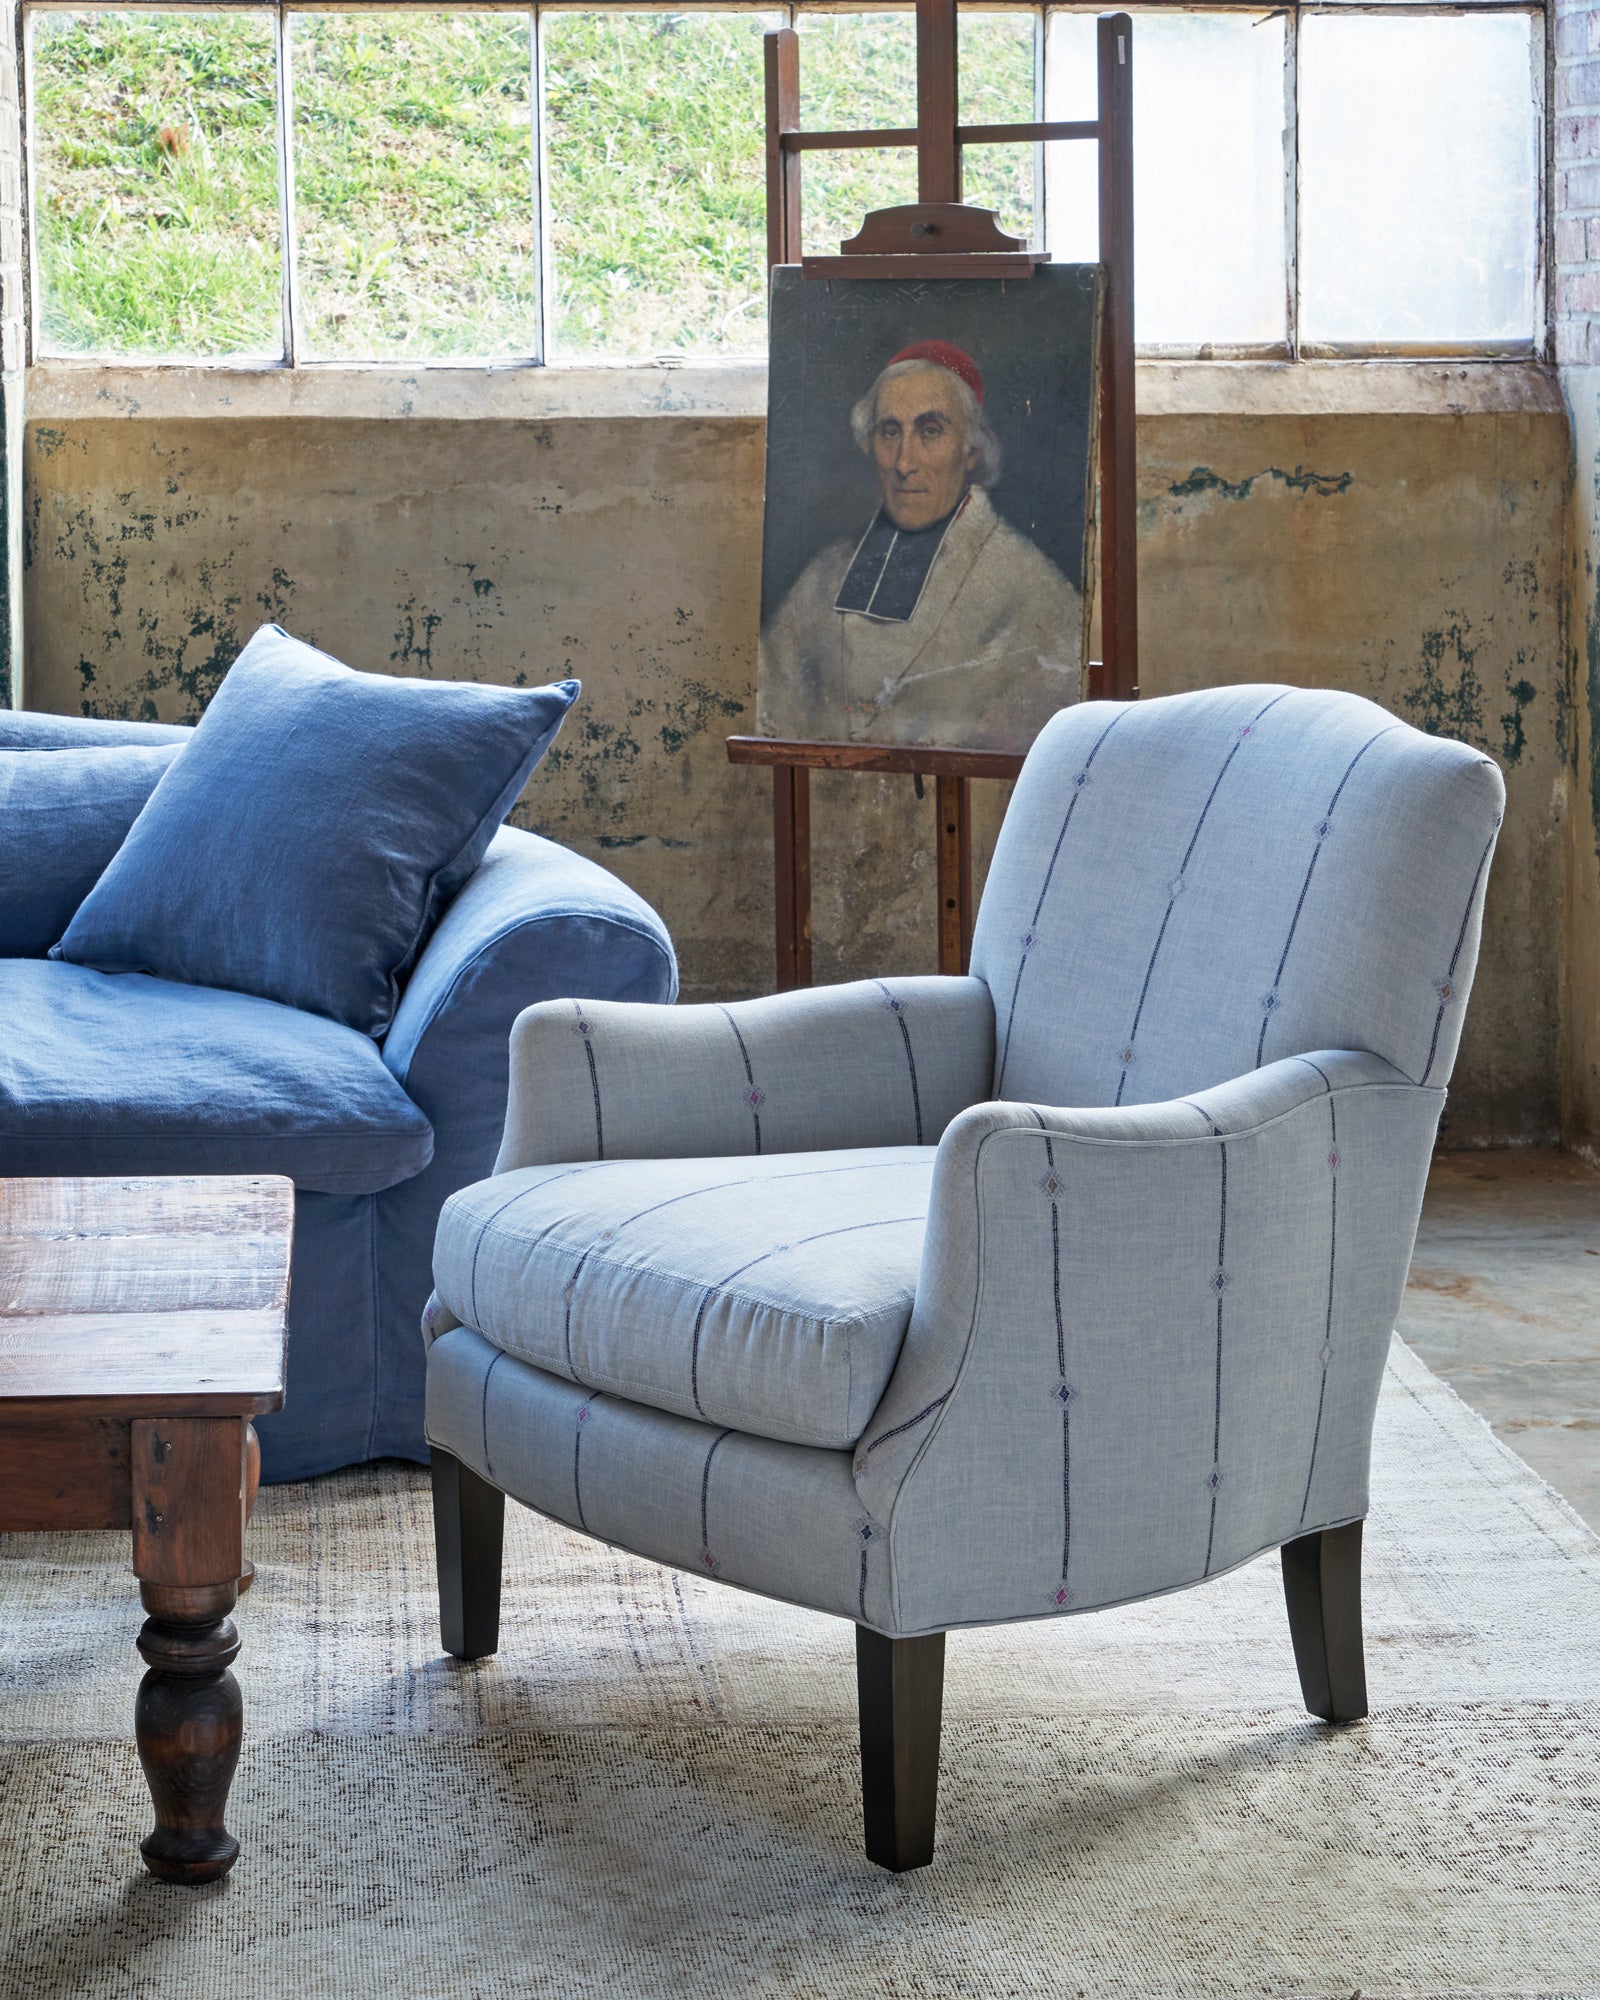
[1,710,677,1478]
[0,744,184,956]
[0,959,432,1193]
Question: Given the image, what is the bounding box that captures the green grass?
[32,6,1042,363]
[293,13,537,359]
[32,10,282,358]
[798,13,1034,257]
[542,11,771,357]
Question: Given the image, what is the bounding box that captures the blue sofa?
[0,708,678,1480]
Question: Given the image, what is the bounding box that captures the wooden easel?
[727,2,1136,987]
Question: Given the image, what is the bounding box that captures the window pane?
[1299,16,1537,348]
[960,13,1037,241]
[796,11,1036,250]
[292,13,535,360]
[796,13,918,255]
[543,11,772,359]
[1045,13,1286,349]
[30,10,281,359]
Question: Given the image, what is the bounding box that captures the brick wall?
[1554,0,1600,1154]
[1556,0,1600,362]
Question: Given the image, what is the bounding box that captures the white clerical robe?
[759,489,1085,750]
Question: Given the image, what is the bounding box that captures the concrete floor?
[1399,1149,1600,1531]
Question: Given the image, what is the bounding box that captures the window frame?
[17,0,1548,371]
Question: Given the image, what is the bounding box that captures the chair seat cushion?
[434,1147,934,1449]
[0,960,433,1195]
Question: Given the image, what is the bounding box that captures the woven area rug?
[0,1338,1596,2000]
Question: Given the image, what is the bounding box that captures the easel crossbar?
[780,120,1100,153]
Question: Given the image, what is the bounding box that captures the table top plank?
[0,1178,292,1411]
[1,1233,287,1317]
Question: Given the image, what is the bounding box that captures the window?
[24,2,1544,367]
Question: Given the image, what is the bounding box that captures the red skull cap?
[888,339,984,406]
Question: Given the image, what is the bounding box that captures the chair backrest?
[970,684,1505,1109]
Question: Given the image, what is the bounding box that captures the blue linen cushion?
[0,959,433,1193]
[0,711,192,749]
[0,743,182,956]
[52,625,579,1035]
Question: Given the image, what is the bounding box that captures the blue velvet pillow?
[53,625,579,1036]
[0,744,183,956]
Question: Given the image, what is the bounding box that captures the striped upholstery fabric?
[973,685,1503,1109]
[491,975,994,1174]
[433,1147,934,1449]
[428,685,1505,1639]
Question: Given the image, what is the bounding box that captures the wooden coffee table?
[0,1175,292,1884]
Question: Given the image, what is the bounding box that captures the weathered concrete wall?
[1137,368,1568,1149]
[0,7,23,708]
[24,408,778,998]
[22,362,1568,1145]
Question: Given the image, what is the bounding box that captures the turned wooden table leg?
[131,1416,250,1884]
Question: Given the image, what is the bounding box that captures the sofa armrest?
[384,825,678,1171]
[854,1051,1445,1635]
[495,974,996,1171]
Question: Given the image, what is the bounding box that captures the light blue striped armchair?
[422,683,1504,1869]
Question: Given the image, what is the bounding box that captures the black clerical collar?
[834,496,968,624]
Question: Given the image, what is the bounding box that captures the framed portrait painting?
[757,264,1103,755]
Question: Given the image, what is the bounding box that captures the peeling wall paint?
[1136,406,1566,1147]
[1167,464,1353,504]
[22,397,1569,1145]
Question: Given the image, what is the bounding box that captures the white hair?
[849,358,1003,488]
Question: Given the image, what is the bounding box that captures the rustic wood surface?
[772,763,812,992]
[935,773,974,975]
[763,26,801,270]
[728,736,1025,781]
[801,252,1047,281]
[0,1414,131,1531]
[1096,15,1138,699]
[0,1175,292,1884]
[916,0,960,202]
[0,1176,291,1410]
[838,203,1025,257]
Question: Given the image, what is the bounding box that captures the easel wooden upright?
[727,2,1137,987]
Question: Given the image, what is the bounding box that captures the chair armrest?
[856,1051,1445,1636]
[495,974,996,1171]
[384,825,678,1172]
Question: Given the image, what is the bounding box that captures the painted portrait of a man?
[758,268,1101,754]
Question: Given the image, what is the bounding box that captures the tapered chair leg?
[856,1626,945,1871]
[432,1448,505,1661]
[1281,1519,1368,1723]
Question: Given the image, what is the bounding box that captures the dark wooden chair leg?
[856,1626,945,1871]
[1281,1519,1368,1724]
[432,1448,505,1661]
